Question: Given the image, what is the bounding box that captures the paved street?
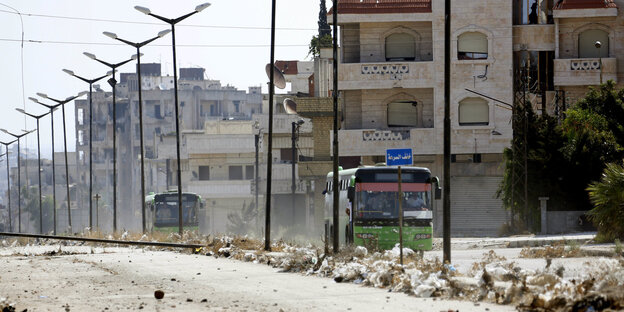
[0,246,514,312]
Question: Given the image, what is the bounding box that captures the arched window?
[385,33,415,61]
[387,101,418,127]
[578,29,609,58]
[458,32,488,60]
[459,98,489,126]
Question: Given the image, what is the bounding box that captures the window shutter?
[578,29,609,58]
[388,101,418,127]
[459,98,489,125]
[385,33,415,60]
[458,32,487,54]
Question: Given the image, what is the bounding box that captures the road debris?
[154,290,164,300]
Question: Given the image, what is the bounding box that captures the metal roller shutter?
[450,176,508,237]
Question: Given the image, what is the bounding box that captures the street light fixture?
[102,29,171,233]
[62,69,110,231]
[0,140,16,232]
[0,128,36,233]
[253,122,263,236]
[16,107,57,234]
[35,92,87,232]
[134,2,211,235]
[83,52,137,233]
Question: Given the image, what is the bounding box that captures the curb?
[505,238,593,248]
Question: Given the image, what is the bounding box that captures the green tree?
[498,102,568,232]
[308,34,333,58]
[587,161,624,241]
[308,0,333,57]
[227,201,257,235]
[499,81,624,233]
[559,81,624,210]
[318,0,331,38]
[22,185,55,233]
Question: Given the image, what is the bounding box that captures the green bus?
[145,191,203,232]
[325,166,440,250]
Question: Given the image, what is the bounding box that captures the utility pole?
[331,0,340,254]
[264,0,277,251]
[443,0,452,263]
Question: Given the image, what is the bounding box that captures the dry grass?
[517,241,618,258]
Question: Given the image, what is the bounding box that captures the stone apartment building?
[73,63,316,235]
[73,64,265,232]
[290,0,623,236]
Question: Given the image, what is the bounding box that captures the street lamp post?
[62,69,109,231]
[16,108,56,234]
[83,53,137,233]
[291,120,304,219]
[36,92,87,233]
[595,40,603,84]
[94,193,101,231]
[0,140,16,231]
[102,29,171,233]
[0,129,36,233]
[135,2,211,235]
[29,97,63,235]
[254,127,261,235]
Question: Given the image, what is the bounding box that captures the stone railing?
[570,59,601,71]
[339,61,434,89]
[554,57,617,86]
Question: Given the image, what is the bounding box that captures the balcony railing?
[339,61,435,90]
[335,128,437,156]
[187,180,252,198]
[554,57,617,86]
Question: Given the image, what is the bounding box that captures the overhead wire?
[0,9,315,31]
[0,2,29,191]
[0,38,309,48]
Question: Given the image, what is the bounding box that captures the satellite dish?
[265,63,286,89]
[283,98,297,115]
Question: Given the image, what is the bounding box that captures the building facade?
[321,0,623,236]
[74,64,264,232]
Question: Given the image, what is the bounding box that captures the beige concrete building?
[308,0,624,236]
[73,64,263,232]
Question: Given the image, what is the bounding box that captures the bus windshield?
[154,194,199,226]
[354,187,432,220]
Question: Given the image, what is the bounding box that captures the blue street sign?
[386,148,413,166]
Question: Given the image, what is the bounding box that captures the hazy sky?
[0,0,320,158]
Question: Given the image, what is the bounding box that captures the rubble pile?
[197,237,624,311]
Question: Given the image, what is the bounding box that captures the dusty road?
[0,246,514,312]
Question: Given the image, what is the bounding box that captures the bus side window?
[429,176,442,200]
[347,186,355,202]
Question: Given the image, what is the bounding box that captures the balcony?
[513,25,555,51]
[186,135,255,155]
[187,180,252,198]
[334,128,437,156]
[255,114,313,135]
[554,57,617,86]
[553,7,617,19]
[256,179,307,195]
[338,61,434,90]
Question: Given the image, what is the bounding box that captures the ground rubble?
[200,236,624,312]
[2,231,624,311]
